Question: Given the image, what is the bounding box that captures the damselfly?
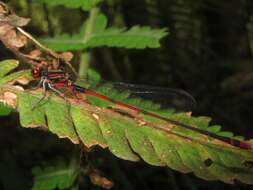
[31,67,252,150]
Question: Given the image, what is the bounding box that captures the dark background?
[1,0,253,189]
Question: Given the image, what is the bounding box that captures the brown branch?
[0,1,78,75]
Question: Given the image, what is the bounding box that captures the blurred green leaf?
[32,158,79,190]
[40,14,168,51]
[0,59,19,78]
[0,103,13,116]
[32,0,103,11]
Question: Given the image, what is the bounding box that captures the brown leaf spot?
[12,85,24,91]
[0,92,17,108]
[185,111,192,116]
[0,3,9,14]
[92,113,100,120]
[229,177,236,184]
[0,23,13,35]
[203,158,213,167]
[15,77,30,85]
[60,52,73,62]
[0,3,9,15]
[89,170,114,189]
[6,30,27,48]
[29,49,42,58]
[136,119,146,126]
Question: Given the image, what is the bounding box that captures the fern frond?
[31,159,79,190]
[40,14,168,51]
[1,61,253,184]
[32,0,103,11]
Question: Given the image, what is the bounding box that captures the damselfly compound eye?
[31,68,41,78]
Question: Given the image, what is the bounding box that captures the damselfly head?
[31,67,41,78]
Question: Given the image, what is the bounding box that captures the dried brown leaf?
[60,52,74,62]
[89,170,114,189]
[0,91,17,108]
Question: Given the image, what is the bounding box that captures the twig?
[0,2,78,75]
[16,27,78,75]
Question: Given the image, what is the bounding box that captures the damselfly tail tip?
[239,141,252,150]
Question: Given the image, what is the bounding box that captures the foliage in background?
[1,0,253,190]
[31,158,79,190]
[0,103,12,116]
[33,0,103,11]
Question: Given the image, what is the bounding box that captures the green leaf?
[0,65,253,184]
[0,59,33,86]
[0,59,19,78]
[40,14,168,51]
[32,0,103,11]
[87,68,101,83]
[31,158,79,190]
[0,59,30,116]
[0,102,13,116]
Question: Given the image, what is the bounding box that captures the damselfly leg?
[31,77,66,110]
